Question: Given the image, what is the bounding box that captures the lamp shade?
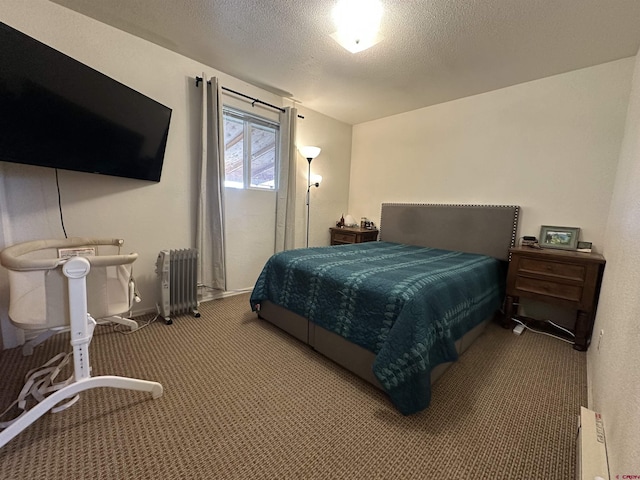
[299,146,321,160]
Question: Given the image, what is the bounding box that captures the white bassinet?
[1,237,139,354]
[0,238,163,449]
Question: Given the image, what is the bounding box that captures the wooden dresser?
[504,246,605,351]
[329,226,379,245]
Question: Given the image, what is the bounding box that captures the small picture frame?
[577,241,593,253]
[539,225,581,250]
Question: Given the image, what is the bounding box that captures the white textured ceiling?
[50,0,640,125]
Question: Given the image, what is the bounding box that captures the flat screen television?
[0,22,172,182]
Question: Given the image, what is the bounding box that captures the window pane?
[250,125,276,189]
[223,115,244,188]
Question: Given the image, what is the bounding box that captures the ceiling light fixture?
[331,0,383,54]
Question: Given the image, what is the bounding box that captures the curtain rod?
[195,76,304,119]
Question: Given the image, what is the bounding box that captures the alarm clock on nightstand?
[520,236,541,248]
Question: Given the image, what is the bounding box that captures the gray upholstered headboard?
[379,203,520,261]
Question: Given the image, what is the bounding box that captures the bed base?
[258,300,491,390]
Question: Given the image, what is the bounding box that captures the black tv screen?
[0,22,172,182]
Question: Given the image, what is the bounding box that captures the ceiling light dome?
[331,0,383,53]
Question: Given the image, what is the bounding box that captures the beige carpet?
[0,293,586,479]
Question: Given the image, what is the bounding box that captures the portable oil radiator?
[156,248,200,325]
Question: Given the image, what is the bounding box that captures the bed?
[250,203,520,414]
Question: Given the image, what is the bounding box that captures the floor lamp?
[299,146,322,248]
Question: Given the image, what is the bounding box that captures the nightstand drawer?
[333,233,355,244]
[330,227,379,246]
[519,257,586,281]
[514,276,583,303]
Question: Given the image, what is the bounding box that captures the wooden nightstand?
[504,246,605,351]
[330,226,379,245]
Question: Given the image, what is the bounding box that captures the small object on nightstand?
[344,214,357,227]
[520,236,540,248]
[577,241,592,253]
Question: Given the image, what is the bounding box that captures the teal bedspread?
[250,242,506,415]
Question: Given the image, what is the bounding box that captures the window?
[223,108,279,190]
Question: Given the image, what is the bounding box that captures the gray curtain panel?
[275,107,298,252]
[197,75,226,291]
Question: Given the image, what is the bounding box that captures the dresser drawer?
[333,232,355,244]
[518,257,586,282]
[514,276,583,303]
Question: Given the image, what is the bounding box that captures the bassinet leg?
[65,258,95,382]
[0,375,163,449]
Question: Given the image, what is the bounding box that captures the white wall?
[588,50,640,474]
[224,188,276,292]
[349,59,634,251]
[0,0,352,348]
[294,105,352,248]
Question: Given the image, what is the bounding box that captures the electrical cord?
[512,317,574,344]
[54,169,68,238]
[547,320,575,338]
[198,283,250,294]
[111,314,160,335]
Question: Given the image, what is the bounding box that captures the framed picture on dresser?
[539,225,580,250]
